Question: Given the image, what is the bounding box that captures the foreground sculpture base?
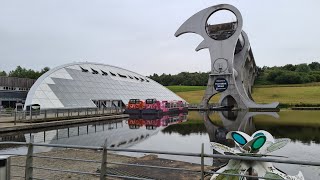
[210,130,304,180]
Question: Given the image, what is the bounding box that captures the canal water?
[0,111,319,179]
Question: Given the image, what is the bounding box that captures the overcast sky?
[0,0,320,75]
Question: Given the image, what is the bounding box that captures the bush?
[274,71,302,84]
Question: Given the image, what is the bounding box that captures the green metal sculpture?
[210,130,304,180]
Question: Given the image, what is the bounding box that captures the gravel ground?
[9,148,213,180]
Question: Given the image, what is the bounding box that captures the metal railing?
[0,139,319,180]
[0,106,125,125]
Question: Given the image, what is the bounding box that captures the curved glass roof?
[25,62,185,109]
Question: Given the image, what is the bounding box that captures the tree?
[40,67,50,74]
[283,64,296,71]
[309,62,320,71]
[8,66,50,79]
[295,63,311,73]
[0,70,6,76]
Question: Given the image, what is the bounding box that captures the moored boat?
[125,99,145,114]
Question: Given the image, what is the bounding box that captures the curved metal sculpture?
[210,130,304,180]
[175,4,279,110]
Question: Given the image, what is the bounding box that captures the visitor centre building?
[24,62,185,109]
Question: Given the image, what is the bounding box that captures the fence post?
[14,111,16,125]
[30,109,33,121]
[44,110,47,119]
[6,156,11,180]
[201,143,204,180]
[100,139,108,180]
[102,107,104,115]
[25,135,34,180]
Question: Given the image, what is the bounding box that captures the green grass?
[176,90,221,104]
[172,85,320,106]
[252,86,320,105]
[253,110,320,126]
[166,86,206,92]
[186,110,320,127]
[254,82,320,88]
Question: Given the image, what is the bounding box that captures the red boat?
[125,99,145,114]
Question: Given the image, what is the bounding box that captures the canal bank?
[0,114,129,133]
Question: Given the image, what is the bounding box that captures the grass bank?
[185,111,320,127]
[169,85,320,107]
[166,86,206,92]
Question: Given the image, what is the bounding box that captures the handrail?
[1,141,319,166]
[1,141,318,180]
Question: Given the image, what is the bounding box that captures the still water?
[0,111,319,179]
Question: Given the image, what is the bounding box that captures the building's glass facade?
[25,62,185,109]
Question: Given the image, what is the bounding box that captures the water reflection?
[128,113,187,130]
[0,113,188,154]
[201,110,279,144]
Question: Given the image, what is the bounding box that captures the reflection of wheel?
[215,127,228,142]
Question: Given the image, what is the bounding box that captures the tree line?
[148,62,320,86]
[0,66,50,79]
[2,62,320,85]
[149,72,210,86]
[255,62,320,85]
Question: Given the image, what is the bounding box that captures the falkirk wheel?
[175,4,279,110]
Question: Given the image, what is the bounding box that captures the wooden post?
[100,139,108,180]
